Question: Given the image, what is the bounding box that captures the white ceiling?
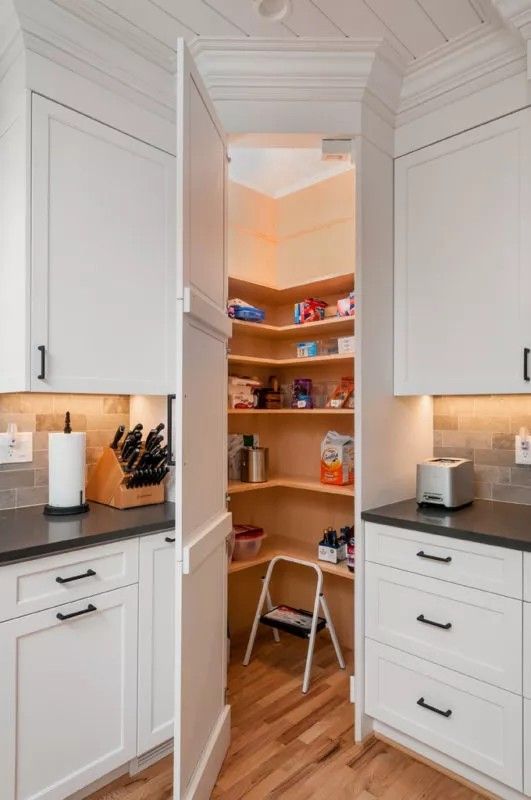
[91,0,492,63]
[229,146,354,197]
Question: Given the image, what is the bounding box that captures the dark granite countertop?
[0,502,175,565]
[362,498,531,551]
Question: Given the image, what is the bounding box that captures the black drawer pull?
[417,550,452,564]
[37,345,46,380]
[56,568,96,584]
[417,697,452,718]
[57,603,97,621]
[165,536,176,543]
[525,347,530,382]
[417,614,452,630]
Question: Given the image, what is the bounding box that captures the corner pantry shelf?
[228,535,354,581]
[228,408,352,415]
[228,353,353,367]
[232,315,354,339]
[228,476,354,497]
[229,274,353,306]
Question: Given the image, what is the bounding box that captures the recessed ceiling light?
[253,0,292,22]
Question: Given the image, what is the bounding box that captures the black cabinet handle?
[417,697,452,718]
[417,613,452,630]
[525,348,530,382]
[56,603,97,621]
[165,536,175,543]
[37,345,46,380]
[417,550,452,564]
[56,568,96,585]
[167,394,176,467]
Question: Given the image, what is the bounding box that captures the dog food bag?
[320,431,354,486]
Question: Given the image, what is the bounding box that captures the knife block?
[86,447,165,509]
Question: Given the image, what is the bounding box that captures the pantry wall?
[226,147,356,655]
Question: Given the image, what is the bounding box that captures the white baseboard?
[183,705,231,800]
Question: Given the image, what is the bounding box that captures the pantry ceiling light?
[253,0,292,22]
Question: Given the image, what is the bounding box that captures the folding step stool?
[243,555,345,693]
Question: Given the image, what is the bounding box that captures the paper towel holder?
[43,412,90,517]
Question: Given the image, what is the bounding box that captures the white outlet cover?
[0,432,33,464]
[515,435,531,466]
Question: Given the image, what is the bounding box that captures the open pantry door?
[174,39,232,800]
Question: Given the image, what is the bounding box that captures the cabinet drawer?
[366,563,522,692]
[365,639,523,791]
[523,554,531,602]
[365,522,522,598]
[523,603,531,700]
[0,539,139,621]
[525,699,531,796]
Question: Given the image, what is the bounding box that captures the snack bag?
[320,431,354,486]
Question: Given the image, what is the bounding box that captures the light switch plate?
[0,432,33,464]
[515,434,531,465]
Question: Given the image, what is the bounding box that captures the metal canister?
[241,446,269,483]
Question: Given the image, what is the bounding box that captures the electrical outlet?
[515,434,531,465]
[0,432,33,464]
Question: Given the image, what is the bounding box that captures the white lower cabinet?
[137,532,176,754]
[524,699,531,795]
[0,585,138,800]
[366,639,523,790]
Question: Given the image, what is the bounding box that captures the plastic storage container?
[232,525,266,561]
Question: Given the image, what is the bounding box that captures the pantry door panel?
[174,39,231,800]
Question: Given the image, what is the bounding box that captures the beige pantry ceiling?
[229,147,354,198]
[76,0,493,62]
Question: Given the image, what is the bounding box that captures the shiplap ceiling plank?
[148,0,246,37]
[98,0,194,46]
[417,0,483,40]
[364,0,447,57]
[201,0,295,37]
[285,0,346,37]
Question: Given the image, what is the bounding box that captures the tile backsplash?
[0,394,129,510]
[434,395,531,504]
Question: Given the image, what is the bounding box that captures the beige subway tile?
[0,394,24,412]
[441,430,491,449]
[433,431,443,447]
[85,413,128,431]
[493,433,515,450]
[492,483,531,505]
[36,413,87,432]
[86,430,113,448]
[510,416,531,433]
[53,394,103,414]
[18,394,54,413]
[434,446,474,460]
[473,396,511,415]
[474,465,510,484]
[457,415,510,433]
[474,481,492,500]
[0,470,34,490]
[433,396,475,415]
[0,489,16,509]
[510,466,531,487]
[34,468,49,487]
[474,448,514,466]
[433,415,457,431]
[16,486,48,508]
[34,431,49,450]
[503,396,531,413]
[0,413,36,432]
[86,447,103,465]
[32,451,49,469]
[103,396,129,414]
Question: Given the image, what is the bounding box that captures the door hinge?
[350,675,356,704]
[226,344,231,357]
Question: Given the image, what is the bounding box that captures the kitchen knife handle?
[524,347,530,382]
[37,345,46,380]
[167,394,176,466]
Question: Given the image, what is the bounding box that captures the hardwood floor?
[87,635,488,800]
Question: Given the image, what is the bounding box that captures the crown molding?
[190,37,406,126]
[397,20,525,125]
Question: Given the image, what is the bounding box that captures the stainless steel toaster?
[416,457,474,509]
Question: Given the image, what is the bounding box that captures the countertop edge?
[0,518,176,567]
[361,510,531,552]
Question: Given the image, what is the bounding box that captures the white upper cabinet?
[29,95,176,394]
[394,109,531,395]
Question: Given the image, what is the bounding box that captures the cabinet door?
[31,95,176,394]
[0,585,138,800]
[138,532,175,754]
[395,109,531,395]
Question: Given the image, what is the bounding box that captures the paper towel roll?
[48,432,86,509]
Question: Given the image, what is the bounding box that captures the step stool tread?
[260,605,326,639]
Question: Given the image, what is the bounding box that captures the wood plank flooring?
[86,635,488,800]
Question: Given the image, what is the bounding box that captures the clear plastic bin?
[232,530,266,561]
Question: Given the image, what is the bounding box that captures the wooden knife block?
[86,447,165,509]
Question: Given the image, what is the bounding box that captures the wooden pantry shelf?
[228,408,353,415]
[229,274,353,306]
[228,353,353,367]
[228,476,354,497]
[232,315,354,339]
[228,535,354,581]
